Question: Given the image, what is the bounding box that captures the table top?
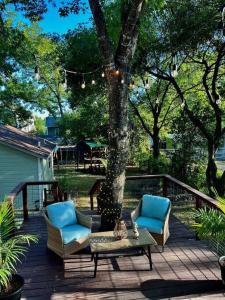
[89,229,157,253]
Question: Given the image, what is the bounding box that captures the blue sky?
[38,0,92,34]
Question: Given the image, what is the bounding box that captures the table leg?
[147,246,152,271]
[94,253,99,278]
[91,253,94,262]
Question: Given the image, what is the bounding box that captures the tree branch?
[88,0,114,67]
[129,98,153,138]
[115,0,144,67]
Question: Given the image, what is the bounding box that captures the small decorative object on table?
[113,218,128,240]
[133,222,139,239]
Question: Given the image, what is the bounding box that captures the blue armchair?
[131,195,171,251]
[44,200,92,258]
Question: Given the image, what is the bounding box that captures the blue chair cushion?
[136,216,164,234]
[61,224,91,244]
[47,200,77,229]
[141,195,170,221]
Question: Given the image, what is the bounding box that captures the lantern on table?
[113,218,128,240]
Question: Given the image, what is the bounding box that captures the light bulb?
[34,66,40,81]
[92,79,96,85]
[172,64,178,77]
[63,81,67,90]
[130,81,135,89]
[121,79,125,84]
[145,79,150,89]
[216,99,221,105]
[101,72,105,78]
[115,69,120,75]
[81,82,86,89]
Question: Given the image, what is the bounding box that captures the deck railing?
[7,181,64,226]
[89,174,219,212]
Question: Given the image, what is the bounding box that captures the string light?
[130,80,135,89]
[101,72,105,78]
[92,79,96,85]
[145,79,150,89]
[216,98,221,105]
[181,102,185,108]
[63,70,67,90]
[121,78,125,84]
[172,64,178,77]
[81,75,86,89]
[34,66,40,81]
[115,69,120,75]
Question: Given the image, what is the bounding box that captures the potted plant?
[0,199,38,300]
[193,195,225,284]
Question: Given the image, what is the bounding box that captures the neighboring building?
[0,125,57,207]
[46,116,59,137]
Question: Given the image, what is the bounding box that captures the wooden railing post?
[196,196,203,211]
[22,184,28,220]
[163,176,168,197]
[90,194,94,211]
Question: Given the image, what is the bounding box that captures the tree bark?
[88,0,144,229]
[97,72,129,229]
[152,129,160,159]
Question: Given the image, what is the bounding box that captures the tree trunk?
[97,71,129,230]
[152,123,160,160]
[206,141,225,196]
[206,142,218,196]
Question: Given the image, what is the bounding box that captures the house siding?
[0,144,54,208]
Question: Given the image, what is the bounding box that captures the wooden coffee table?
[89,228,157,277]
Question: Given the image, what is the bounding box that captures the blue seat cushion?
[141,195,170,221]
[136,216,164,234]
[47,200,77,229]
[61,224,91,245]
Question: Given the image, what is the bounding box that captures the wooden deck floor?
[18,211,225,300]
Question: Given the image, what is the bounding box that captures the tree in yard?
[58,93,108,143]
[88,0,146,228]
[0,1,53,125]
[22,24,68,118]
[60,0,146,228]
[129,78,176,160]
[138,0,225,196]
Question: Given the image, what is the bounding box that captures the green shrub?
[139,153,170,174]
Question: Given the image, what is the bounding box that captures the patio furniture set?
[44,195,171,277]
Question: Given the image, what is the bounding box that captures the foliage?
[139,152,170,174]
[58,94,108,143]
[170,113,207,190]
[193,197,225,243]
[0,199,38,291]
[34,117,46,135]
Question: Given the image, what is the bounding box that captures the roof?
[0,125,57,159]
[85,142,107,149]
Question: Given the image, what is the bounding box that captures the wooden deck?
[18,211,225,300]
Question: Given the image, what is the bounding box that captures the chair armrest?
[76,210,92,229]
[163,203,171,232]
[43,213,63,245]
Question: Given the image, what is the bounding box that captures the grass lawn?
[54,166,196,232]
[54,166,147,209]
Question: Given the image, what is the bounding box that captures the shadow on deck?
[19,211,225,300]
